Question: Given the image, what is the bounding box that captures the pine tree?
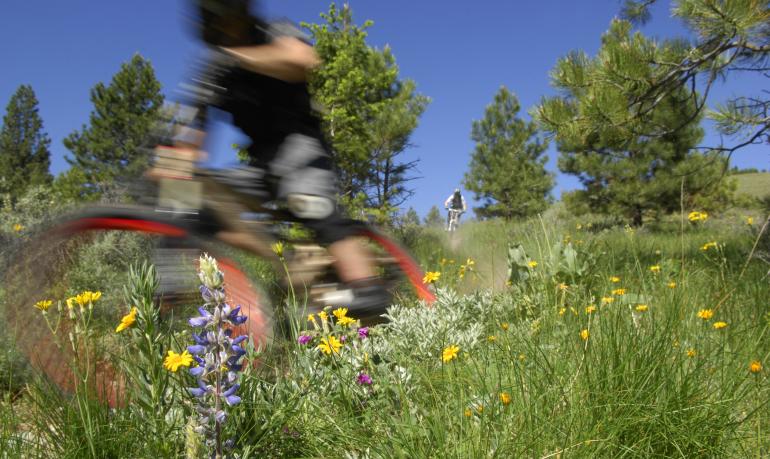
[424,205,443,228]
[64,54,164,195]
[0,85,52,202]
[464,87,553,220]
[541,1,769,157]
[305,3,428,210]
[538,20,733,224]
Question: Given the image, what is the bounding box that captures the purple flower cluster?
[186,255,248,454]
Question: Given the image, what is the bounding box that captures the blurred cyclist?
[444,188,466,231]
[163,0,389,318]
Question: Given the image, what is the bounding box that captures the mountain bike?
[446,209,462,232]
[2,145,435,405]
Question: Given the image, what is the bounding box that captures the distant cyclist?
[444,188,466,231]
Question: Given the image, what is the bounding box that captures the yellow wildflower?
[74,291,102,309]
[164,350,193,372]
[337,316,356,327]
[687,349,696,358]
[271,241,284,258]
[487,335,496,342]
[34,300,53,313]
[442,344,460,363]
[66,297,76,310]
[700,241,718,251]
[307,313,316,323]
[696,309,714,320]
[611,288,626,296]
[558,307,566,316]
[579,329,589,341]
[465,258,475,267]
[464,408,472,418]
[422,271,441,284]
[527,260,538,268]
[333,307,348,320]
[635,304,648,312]
[601,297,614,305]
[499,392,511,405]
[585,305,597,314]
[609,276,621,283]
[13,223,24,232]
[317,335,343,355]
[749,360,762,374]
[115,307,138,333]
[318,311,328,322]
[713,321,728,330]
[649,265,661,273]
[746,216,754,225]
[557,283,568,291]
[667,281,677,289]
[500,322,509,331]
[688,211,708,222]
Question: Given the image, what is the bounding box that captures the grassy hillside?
[734,172,770,199]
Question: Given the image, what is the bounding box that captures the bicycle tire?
[3,206,272,407]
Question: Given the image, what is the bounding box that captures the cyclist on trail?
[163,0,389,317]
[444,188,466,230]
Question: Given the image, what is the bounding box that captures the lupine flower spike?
[185,254,248,456]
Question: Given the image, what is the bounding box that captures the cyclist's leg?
[265,133,389,314]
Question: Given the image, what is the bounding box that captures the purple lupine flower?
[297,334,312,345]
[189,366,205,377]
[357,327,369,339]
[187,344,207,355]
[356,373,373,385]
[187,254,248,457]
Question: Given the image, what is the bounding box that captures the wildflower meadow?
[1,206,769,458]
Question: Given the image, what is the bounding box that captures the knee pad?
[287,193,335,220]
[270,134,337,203]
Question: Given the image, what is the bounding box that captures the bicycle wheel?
[355,226,436,304]
[2,206,272,406]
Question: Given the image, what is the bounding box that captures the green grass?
[734,172,770,199]
[1,209,769,457]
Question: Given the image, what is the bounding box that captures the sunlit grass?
[0,211,768,456]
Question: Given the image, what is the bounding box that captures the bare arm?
[221,36,320,82]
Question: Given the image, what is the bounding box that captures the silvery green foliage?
[377,288,507,361]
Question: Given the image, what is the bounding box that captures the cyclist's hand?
[146,146,207,180]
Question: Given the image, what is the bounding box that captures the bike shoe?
[321,277,392,325]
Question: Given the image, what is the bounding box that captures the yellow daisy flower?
[442,344,460,363]
[317,335,343,355]
[115,307,138,333]
[164,350,193,372]
[34,300,53,313]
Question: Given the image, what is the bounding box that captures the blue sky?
[1,0,767,218]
